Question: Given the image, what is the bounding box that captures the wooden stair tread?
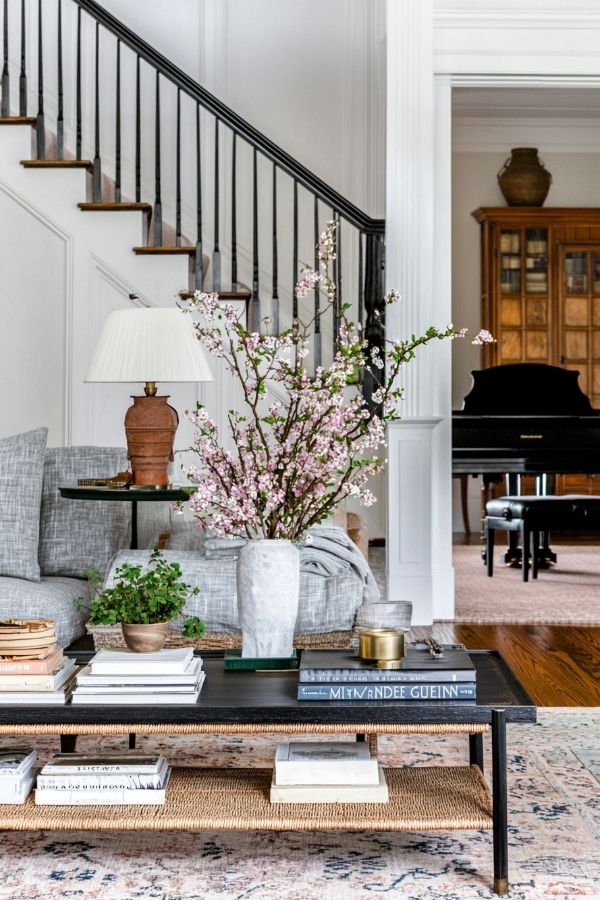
[0,116,36,125]
[79,202,152,213]
[133,245,196,255]
[219,283,251,300]
[21,159,92,169]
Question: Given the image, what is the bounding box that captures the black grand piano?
[452,362,600,563]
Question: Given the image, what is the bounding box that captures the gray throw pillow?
[0,427,48,581]
[39,446,131,578]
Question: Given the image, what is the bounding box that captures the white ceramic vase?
[237,539,300,658]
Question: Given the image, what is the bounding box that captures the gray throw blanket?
[203,525,380,606]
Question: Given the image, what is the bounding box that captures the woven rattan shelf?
[0,766,493,832]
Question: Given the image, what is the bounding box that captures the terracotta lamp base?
[124,395,179,487]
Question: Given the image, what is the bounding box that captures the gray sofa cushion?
[0,576,90,648]
[0,427,48,581]
[39,446,131,578]
[104,550,363,634]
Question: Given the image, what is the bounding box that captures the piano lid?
[458,363,598,416]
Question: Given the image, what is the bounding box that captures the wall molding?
[0,176,73,445]
[453,116,600,153]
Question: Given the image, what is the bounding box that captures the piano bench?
[484,495,600,582]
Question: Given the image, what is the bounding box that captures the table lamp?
[85,307,212,488]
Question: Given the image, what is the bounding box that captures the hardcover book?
[41,753,166,775]
[0,648,64,675]
[297,682,477,701]
[75,657,202,687]
[298,645,475,683]
[35,769,171,806]
[270,766,389,804]
[89,647,195,675]
[0,749,37,777]
[0,658,76,691]
[274,741,379,786]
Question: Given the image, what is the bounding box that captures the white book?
[274,741,379,786]
[0,770,36,805]
[89,647,195,675]
[37,761,168,791]
[72,672,205,705]
[0,748,37,778]
[0,658,77,693]
[76,657,202,687]
[270,766,388,804]
[0,677,75,704]
[35,770,171,806]
[73,677,204,695]
[41,753,166,775]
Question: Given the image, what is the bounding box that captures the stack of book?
[270,741,388,803]
[71,647,205,704]
[35,753,170,805]
[0,748,37,803]
[0,621,76,704]
[297,643,477,702]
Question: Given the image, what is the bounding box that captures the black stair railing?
[0,0,385,394]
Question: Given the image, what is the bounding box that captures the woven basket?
[87,623,354,652]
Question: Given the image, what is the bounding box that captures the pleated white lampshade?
[85,307,213,384]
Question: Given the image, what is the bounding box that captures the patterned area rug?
[0,708,597,899]
[453,544,600,624]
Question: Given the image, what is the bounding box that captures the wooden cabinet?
[473,207,600,495]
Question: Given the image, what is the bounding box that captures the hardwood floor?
[408,623,600,707]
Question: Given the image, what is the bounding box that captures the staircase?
[0,0,386,493]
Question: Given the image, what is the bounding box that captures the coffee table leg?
[60,734,77,753]
[129,733,136,749]
[492,709,508,895]
[469,732,484,772]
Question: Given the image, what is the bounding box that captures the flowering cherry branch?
[179,221,494,539]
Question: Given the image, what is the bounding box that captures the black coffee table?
[0,651,535,895]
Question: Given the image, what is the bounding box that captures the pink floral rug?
[0,708,597,899]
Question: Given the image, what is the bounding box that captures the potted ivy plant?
[84,547,206,652]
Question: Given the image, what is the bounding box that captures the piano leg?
[535,474,558,566]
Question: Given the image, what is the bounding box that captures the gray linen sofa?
[0,429,381,651]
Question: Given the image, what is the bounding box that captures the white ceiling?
[452,87,600,120]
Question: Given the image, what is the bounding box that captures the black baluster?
[195,102,203,289]
[2,0,10,117]
[92,21,101,200]
[56,0,63,158]
[135,55,140,201]
[358,231,364,327]
[114,39,121,200]
[231,132,237,286]
[332,209,339,350]
[251,146,259,330]
[292,179,298,320]
[337,213,342,311]
[36,0,44,158]
[175,88,181,245]
[75,6,81,159]
[272,163,279,335]
[314,195,321,369]
[19,0,25,115]
[212,117,220,289]
[363,232,386,408]
[154,71,162,245]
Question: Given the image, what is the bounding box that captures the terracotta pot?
[497,148,552,207]
[121,621,169,652]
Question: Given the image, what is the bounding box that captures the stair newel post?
[313,194,321,370]
[362,231,386,407]
[56,0,63,159]
[251,146,260,331]
[134,54,140,201]
[292,179,298,321]
[92,21,101,201]
[271,162,279,336]
[175,88,181,246]
[154,70,162,245]
[35,0,44,158]
[114,38,121,201]
[18,0,26,116]
[231,132,237,286]
[212,116,220,290]
[194,101,203,289]
[75,6,81,159]
[2,0,10,117]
